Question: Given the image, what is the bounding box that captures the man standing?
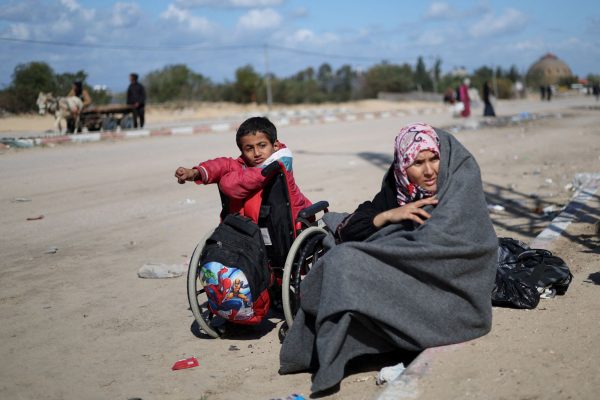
[127,73,146,128]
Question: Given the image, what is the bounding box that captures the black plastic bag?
[491,237,572,309]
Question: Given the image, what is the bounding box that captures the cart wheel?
[102,117,118,132]
[120,115,134,130]
[282,226,327,329]
[187,228,225,338]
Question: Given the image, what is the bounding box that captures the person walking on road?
[459,78,471,117]
[483,81,496,117]
[127,73,146,128]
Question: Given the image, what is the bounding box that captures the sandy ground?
[0,96,599,400]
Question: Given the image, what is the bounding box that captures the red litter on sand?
[172,357,199,370]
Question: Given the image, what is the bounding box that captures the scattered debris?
[0,138,34,148]
[376,362,406,385]
[228,345,239,351]
[26,215,44,221]
[45,246,59,254]
[269,394,305,400]
[171,357,199,371]
[487,204,505,213]
[137,263,186,279]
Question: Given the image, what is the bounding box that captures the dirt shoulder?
[0,96,598,400]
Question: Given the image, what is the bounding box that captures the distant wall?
[378,91,443,102]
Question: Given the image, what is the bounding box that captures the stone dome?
[526,53,573,86]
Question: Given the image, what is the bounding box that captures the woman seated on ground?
[279,123,498,394]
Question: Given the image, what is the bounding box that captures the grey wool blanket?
[279,129,498,393]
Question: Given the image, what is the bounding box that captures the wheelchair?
[187,161,329,338]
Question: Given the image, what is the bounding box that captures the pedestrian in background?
[482,81,496,117]
[459,78,471,117]
[67,80,92,133]
[127,73,146,128]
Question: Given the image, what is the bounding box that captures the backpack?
[492,237,573,309]
[199,214,271,324]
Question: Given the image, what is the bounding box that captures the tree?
[233,65,261,103]
[432,58,442,93]
[55,70,88,96]
[3,62,57,112]
[317,63,334,94]
[332,64,357,101]
[361,62,414,98]
[414,56,433,92]
[144,64,212,103]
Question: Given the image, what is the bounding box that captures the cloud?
[60,0,80,12]
[0,0,56,22]
[237,8,281,31]
[415,30,446,46]
[424,2,456,20]
[111,2,142,28]
[469,8,527,38]
[160,4,215,33]
[291,7,308,18]
[280,28,339,47]
[174,0,283,8]
[7,23,30,39]
[59,0,94,21]
[510,38,545,52]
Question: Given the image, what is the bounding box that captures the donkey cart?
[80,104,136,132]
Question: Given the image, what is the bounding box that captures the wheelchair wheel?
[187,228,224,338]
[282,226,328,329]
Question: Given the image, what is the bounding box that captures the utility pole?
[492,64,498,99]
[264,44,273,110]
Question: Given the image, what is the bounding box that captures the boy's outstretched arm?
[174,167,200,184]
[218,168,268,199]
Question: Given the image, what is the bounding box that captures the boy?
[174,116,311,223]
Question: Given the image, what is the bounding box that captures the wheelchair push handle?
[261,161,283,177]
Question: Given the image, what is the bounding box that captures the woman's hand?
[174,167,198,184]
[373,197,439,227]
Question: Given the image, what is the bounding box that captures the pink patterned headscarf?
[393,123,440,205]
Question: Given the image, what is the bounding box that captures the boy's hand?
[175,167,198,184]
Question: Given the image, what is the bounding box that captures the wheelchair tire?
[282,226,328,329]
[187,228,224,338]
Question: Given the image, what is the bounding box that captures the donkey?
[36,92,84,134]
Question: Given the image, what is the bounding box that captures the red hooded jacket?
[193,144,311,223]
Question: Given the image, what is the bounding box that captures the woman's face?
[406,150,440,192]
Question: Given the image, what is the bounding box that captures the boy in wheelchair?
[176,116,329,337]
[174,116,311,222]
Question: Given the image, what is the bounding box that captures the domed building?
[526,53,573,86]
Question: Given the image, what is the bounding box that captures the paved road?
[1,94,598,399]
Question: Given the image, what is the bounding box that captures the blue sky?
[0,0,598,92]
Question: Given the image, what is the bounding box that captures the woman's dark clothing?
[483,83,496,117]
[336,169,401,242]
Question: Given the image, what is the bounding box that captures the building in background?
[526,53,573,87]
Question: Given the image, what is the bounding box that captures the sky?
[0,0,599,92]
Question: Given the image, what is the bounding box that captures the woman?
[483,81,496,117]
[279,123,497,394]
[459,78,471,117]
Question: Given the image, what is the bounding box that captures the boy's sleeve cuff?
[192,166,208,184]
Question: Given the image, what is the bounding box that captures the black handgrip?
[298,201,329,219]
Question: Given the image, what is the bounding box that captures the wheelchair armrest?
[298,201,329,219]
